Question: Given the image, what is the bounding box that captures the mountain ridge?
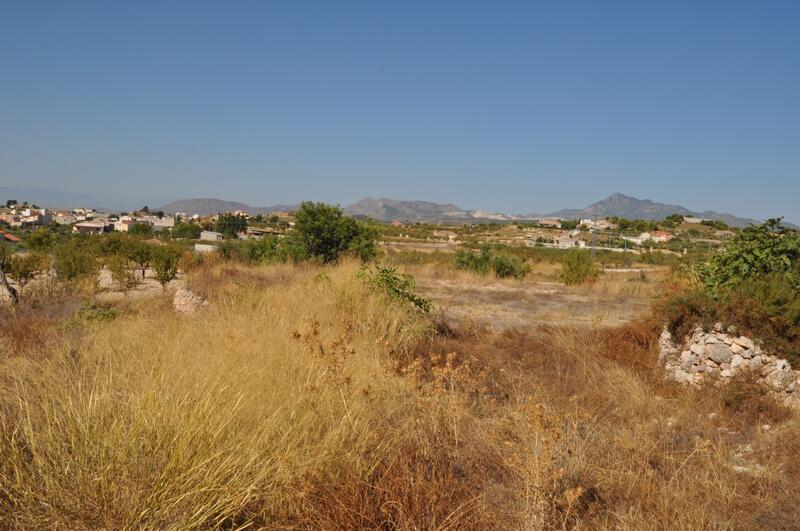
[546,193,760,228]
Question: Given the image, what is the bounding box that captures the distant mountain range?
[0,186,777,228]
[546,193,761,228]
[158,198,297,217]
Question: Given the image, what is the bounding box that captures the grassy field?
[1,260,799,528]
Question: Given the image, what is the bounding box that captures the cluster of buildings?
[0,206,52,228]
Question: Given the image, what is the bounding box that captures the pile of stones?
[659,324,800,407]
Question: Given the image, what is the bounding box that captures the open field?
[2,259,799,529]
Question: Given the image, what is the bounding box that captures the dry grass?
[1,260,798,529]
[0,261,540,529]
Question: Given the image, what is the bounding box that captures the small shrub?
[492,252,529,279]
[560,249,599,285]
[361,265,431,312]
[453,246,492,274]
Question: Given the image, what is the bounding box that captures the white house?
[200,230,223,241]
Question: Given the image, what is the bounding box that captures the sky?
[1,1,798,222]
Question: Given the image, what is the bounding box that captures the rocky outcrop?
[172,289,207,314]
[659,325,800,407]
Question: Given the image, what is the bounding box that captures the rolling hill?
[547,193,760,228]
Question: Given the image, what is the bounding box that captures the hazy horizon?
[2,2,798,222]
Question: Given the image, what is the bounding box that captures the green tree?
[54,239,99,281]
[125,239,152,279]
[560,249,600,285]
[128,223,154,238]
[8,253,44,296]
[152,245,182,292]
[292,202,377,263]
[215,213,248,239]
[173,222,202,240]
[25,228,58,252]
[106,253,138,294]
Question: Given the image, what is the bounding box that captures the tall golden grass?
[0,261,539,528]
[1,260,798,528]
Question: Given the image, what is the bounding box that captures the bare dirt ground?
[414,269,664,330]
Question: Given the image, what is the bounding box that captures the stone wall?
[659,325,800,407]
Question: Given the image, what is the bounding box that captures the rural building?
[538,218,562,229]
[200,230,223,241]
[73,221,110,234]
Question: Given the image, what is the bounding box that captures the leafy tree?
[173,222,202,240]
[54,239,99,281]
[292,202,377,263]
[152,245,182,292]
[215,213,248,239]
[106,253,138,294]
[124,239,152,279]
[453,246,493,274]
[128,223,154,238]
[560,249,600,285]
[8,253,44,296]
[700,219,799,292]
[25,228,58,252]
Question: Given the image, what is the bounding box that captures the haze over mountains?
[0,186,773,227]
[159,193,761,227]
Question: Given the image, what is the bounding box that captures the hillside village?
[0,196,740,258]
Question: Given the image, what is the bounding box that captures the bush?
[293,202,377,263]
[453,246,529,279]
[664,220,800,362]
[492,252,529,279]
[453,246,492,274]
[54,239,98,281]
[361,265,431,312]
[152,245,183,292]
[560,249,599,285]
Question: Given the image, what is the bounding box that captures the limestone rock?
[706,344,732,365]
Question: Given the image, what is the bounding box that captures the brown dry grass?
[1,260,798,529]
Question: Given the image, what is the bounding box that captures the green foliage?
[559,249,600,285]
[293,202,377,263]
[54,239,98,281]
[701,219,730,230]
[453,246,493,275]
[8,253,45,295]
[665,220,800,363]
[360,265,431,312]
[453,245,530,279]
[491,252,529,279]
[215,213,248,239]
[152,245,183,291]
[25,228,58,252]
[76,302,117,322]
[700,219,799,292]
[173,221,202,240]
[124,239,152,279]
[106,253,139,294]
[127,223,154,237]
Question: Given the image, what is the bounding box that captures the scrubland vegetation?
[1,211,799,528]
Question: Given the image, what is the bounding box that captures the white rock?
[733,336,755,350]
[720,369,732,378]
[730,343,744,355]
[690,343,706,356]
[749,357,763,371]
[731,354,746,370]
[674,369,693,384]
[705,335,720,344]
[707,344,732,364]
[720,335,733,346]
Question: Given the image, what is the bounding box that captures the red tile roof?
[0,231,21,242]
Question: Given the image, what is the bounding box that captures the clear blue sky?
[1,1,798,221]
